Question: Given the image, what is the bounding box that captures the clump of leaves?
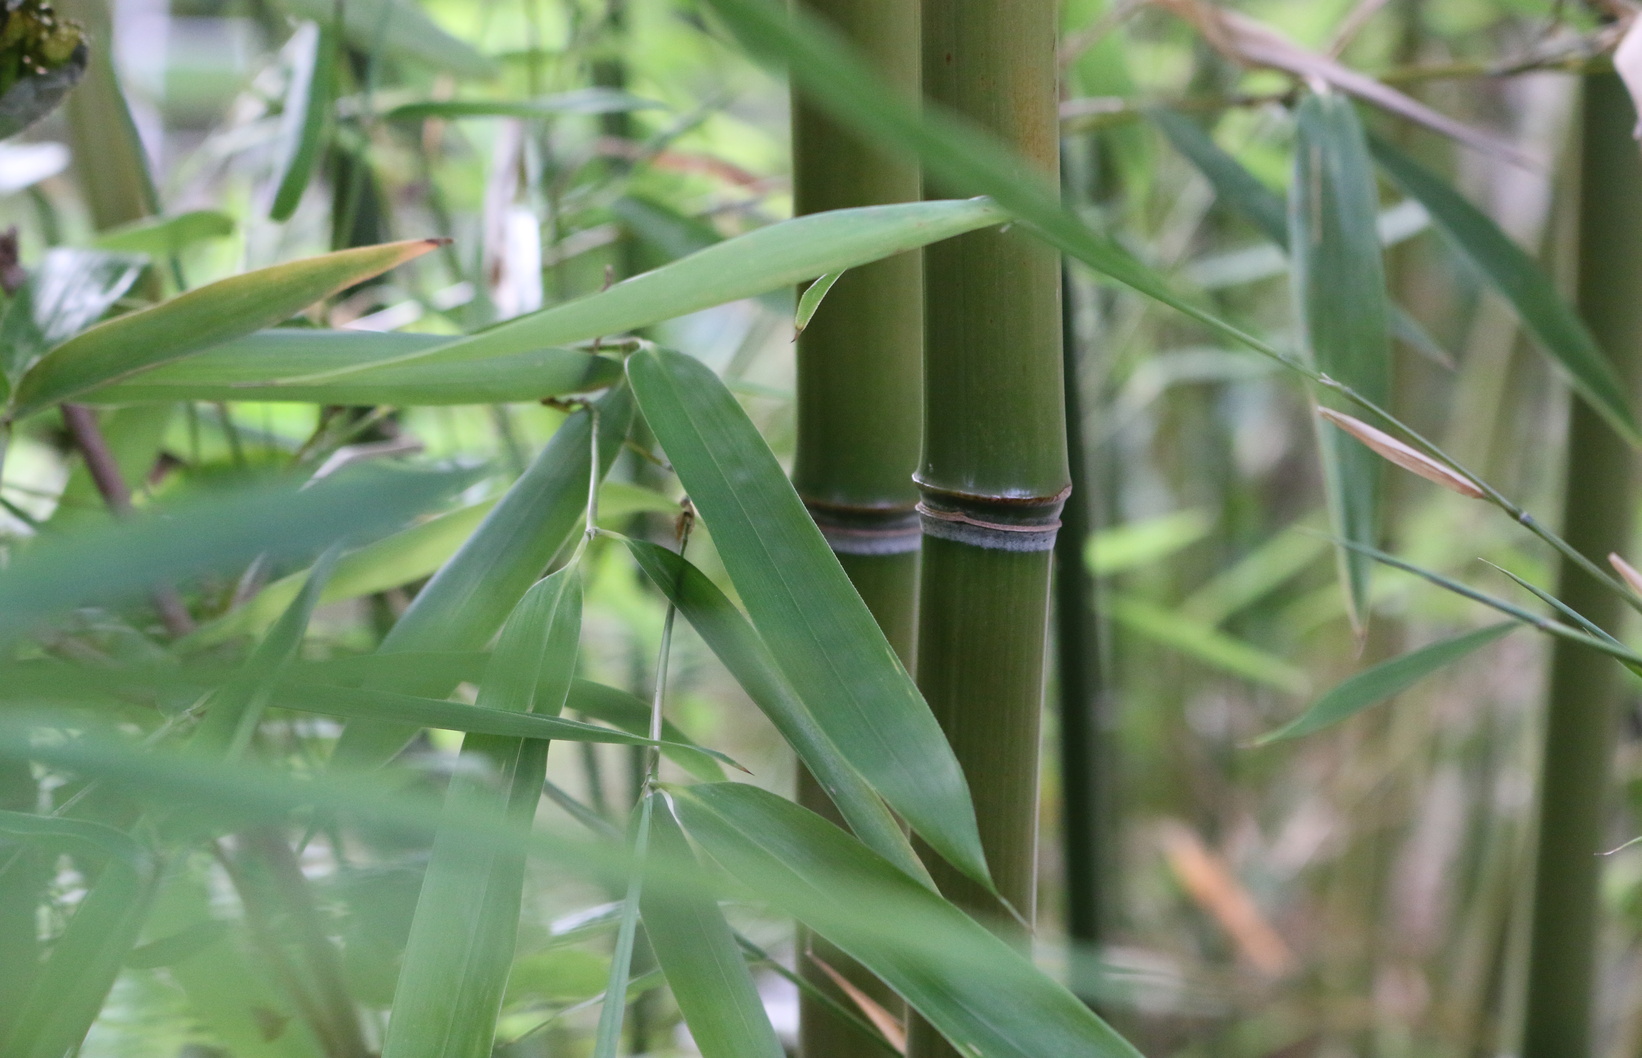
[0,0,87,139]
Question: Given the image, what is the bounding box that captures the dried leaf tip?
[1316,407,1485,499]
[1610,552,1642,597]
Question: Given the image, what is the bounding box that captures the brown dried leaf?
[1151,0,1534,168]
[809,952,907,1054]
[1158,820,1295,977]
[1317,407,1485,499]
[1610,552,1642,597]
[1614,14,1642,138]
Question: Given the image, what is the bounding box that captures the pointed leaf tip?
[1610,552,1642,597]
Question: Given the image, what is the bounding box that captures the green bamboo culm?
[908,1,1066,1054]
[790,1,923,1054]
[1520,73,1642,1058]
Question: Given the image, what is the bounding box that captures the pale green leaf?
[1254,623,1515,744]
[1291,90,1391,631]
[10,239,442,415]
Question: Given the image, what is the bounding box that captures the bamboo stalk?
[1520,72,1642,1058]
[1055,264,1107,949]
[908,1,1065,1054]
[790,1,924,1054]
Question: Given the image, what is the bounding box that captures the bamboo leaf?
[269,21,337,222]
[1105,594,1310,694]
[793,269,844,336]
[1253,622,1515,744]
[383,569,582,1058]
[185,499,501,648]
[1084,509,1213,576]
[673,782,1145,1058]
[384,88,662,121]
[1151,108,1449,367]
[594,795,655,1058]
[624,538,928,884]
[91,210,235,257]
[189,547,339,761]
[564,679,727,782]
[0,466,468,648]
[279,199,1008,384]
[268,0,496,79]
[0,816,159,1058]
[10,239,442,415]
[330,387,633,769]
[1291,90,1392,631]
[641,796,785,1058]
[265,681,730,759]
[0,248,146,387]
[695,0,1286,369]
[84,329,621,406]
[626,347,990,887]
[1369,133,1642,446]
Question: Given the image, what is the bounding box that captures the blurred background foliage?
[1,0,1640,1055]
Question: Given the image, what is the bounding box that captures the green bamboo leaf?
[0,248,145,386]
[9,239,442,415]
[564,679,726,782]
[383,569,582,1058]
[1291,90,1392,631]
[624,538,928,884]
[793,269,844,336]
[627,347,990,886]
[1084,509,1213,576]
[83,328,621,406]
[593,795,654,1058]
[1482,561,1626,648]
[1369,133,1642,446]
[641,796,785,1058]
[189,547,339,761]
[0,815,159,1058]
[265,681,730,758]
[331,388,633,769]
[269,21,338,222]
[1253,622,1515,745]
[91,210,235,257]
[186,498,499,648]
[1105,594,1309,694]
[268,0,496,79]
[277,199,1008,384]
[696,0,1281,364]
[384,88,662,121]
[1150,109,1288,245]
[673,783,1145,1058]
[0,466,468,647]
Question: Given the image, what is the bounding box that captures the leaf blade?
[11,239,441,414]
[627,347,989,886]
[1253,623,1515,744]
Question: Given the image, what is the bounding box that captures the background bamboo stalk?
[908,0,1066,1052]
[1056,263,1108,949]
[790,1,924,1053]
[1520,72,1642,1058]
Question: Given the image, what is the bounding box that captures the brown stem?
[59,403,195,638]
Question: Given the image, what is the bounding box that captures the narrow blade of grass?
[1370,133,1642,446]
[269,21,338,222]
[1253,623,1515,744]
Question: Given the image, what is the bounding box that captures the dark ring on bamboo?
[916,503,1062,552]
[802,498,922,556]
